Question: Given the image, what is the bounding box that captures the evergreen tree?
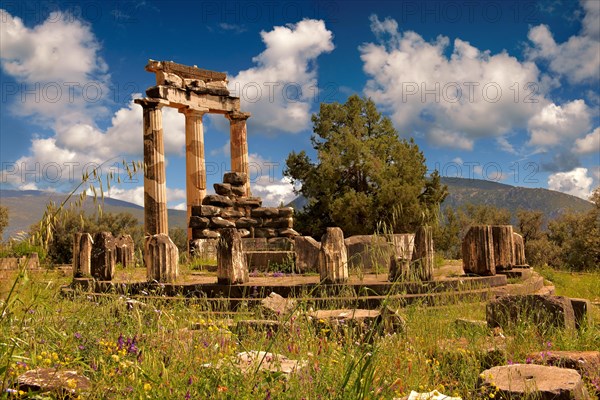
[285,95,447,238]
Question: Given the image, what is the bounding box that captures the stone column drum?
[217,228,249,284]
[145,233,179,283]
[180,107,209,242]
[492,225,515,270]
[91,232,116,281]
[462,225,496,276]
[226,112,251,196]
[73,233,93,277]
[135,99,169,236]
[319,227,348,284]
[412,226,434,281]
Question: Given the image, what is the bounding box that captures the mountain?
[0,190,187,240]
[439,177,592,218]
[286,177,593,220]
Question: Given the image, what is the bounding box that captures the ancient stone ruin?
[462,225,528,276]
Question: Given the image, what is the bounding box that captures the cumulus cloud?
[526,0,600,84]
[360,15,543,149]
[527,100,592,149]
[105,186,186,208]
[548,167,593,199]
[246,153,295,206]
[228,19,334,134]
[573,127,600,154]
[0,10,185,191]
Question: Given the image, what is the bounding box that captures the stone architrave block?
[294,236,320,273]
[462,225,495,276]
[73,233,93,278]
[145,233,179,283]
[91,232,116,281]
[217,228,248,284]
[319,227,348,284]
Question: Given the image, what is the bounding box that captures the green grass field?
[1,266,599,399]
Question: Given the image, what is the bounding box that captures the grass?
[1,264,599,399]
[537,266,600,302]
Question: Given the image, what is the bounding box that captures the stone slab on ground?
[309,307,405,335]
[479,364,590,400]
[526,350,600,383]
[486,294,576,330]
[17,368,91,397]
[203,350,306,377]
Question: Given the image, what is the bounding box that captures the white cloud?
[105,186,186,208]
[252,176,296,207]
[228,19,334,134]
[360,15,544,148]
[0,9,186,190]
[548,167,593,199]
[496,137,518,154]
[527,100,592,149]
[573,127,600,154]
[526,0,600,84]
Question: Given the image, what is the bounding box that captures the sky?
[0,0,599,210]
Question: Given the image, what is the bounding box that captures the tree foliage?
[30,208,143,265]
[284,95,447,238]
[434,203,512,258]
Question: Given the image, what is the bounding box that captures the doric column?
[135,98,169,236]
[180,107,209,242]
[226,111,251,196]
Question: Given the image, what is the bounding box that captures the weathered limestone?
[17,368,91,398]
[135,98,169,236]
[91,232,116,281]
[226,112,251,196]
[388,234,414,281]
[462,225,496,276]
[217,228,248,284]
[345,235,393,272]
[295,236,321,273]
[492,225,515,270]
[72,233,93,278]
[145,233,179,283]
[513,232,527,266]
[479,364,590,400]
[180,107,208,240]
[138,60,255,246]
[115,234,134,268]
[412,226,434,281]
[486,295,576,330]
[319,227,348,284]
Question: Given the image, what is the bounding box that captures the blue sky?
[1,0,599,209]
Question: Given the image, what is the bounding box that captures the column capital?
[225,111,251,121]
[179,106,209,117]
[134,98,169,109]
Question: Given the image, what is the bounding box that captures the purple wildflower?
[74,332,82,339]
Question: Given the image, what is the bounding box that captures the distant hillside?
[439,177,592,219]
[286,178,593,221]
[0,190,187,240]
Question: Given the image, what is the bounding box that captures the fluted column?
[226,111,251,196]
[180,107,208,242]
[135,98,169,236]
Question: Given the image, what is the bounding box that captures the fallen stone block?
[261,292,296,317]
[479,364,590,400]
[17,368,91,398]
[486,295,576,330]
